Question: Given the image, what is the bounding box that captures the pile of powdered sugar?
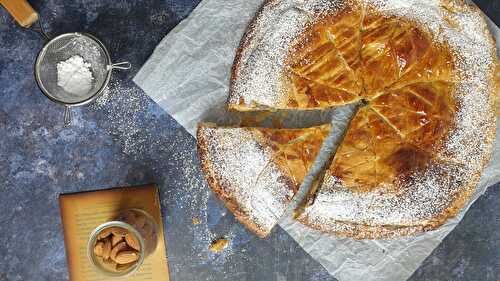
[56,55,94,99]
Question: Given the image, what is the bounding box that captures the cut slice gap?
[369,81,457,155]
[225,0,494,240]
[368,105,405,138]
[223,106,351,131]
[328,107,380,192]
[320,105,438,194]
[285,103,364,224]
[325,30,362,90]
[294,106,390,218]
[295,106,451,237]
[292,165,329,219]
[288,68,360,98]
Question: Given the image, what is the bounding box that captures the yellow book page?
[59,184,170,281]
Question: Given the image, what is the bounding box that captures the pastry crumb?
[209,238,229,253]
[192,217,201,225]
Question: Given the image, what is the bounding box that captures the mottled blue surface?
[0,1,498,281]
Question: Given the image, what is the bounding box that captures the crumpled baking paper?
[133,0,500,280]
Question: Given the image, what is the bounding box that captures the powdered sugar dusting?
[307,161,467,228]
[199,125,296,234]
[230,0,346,108]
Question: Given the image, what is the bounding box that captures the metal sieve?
[2,0,130,126]
[34,33,130,125]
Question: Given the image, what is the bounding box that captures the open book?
[59,184,170,281]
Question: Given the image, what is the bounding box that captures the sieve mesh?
[35,33,111,104]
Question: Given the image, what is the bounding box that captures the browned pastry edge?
[196,122,300,238]
[495,64,500,116]
[295,171,484,239]
[197,124,270,238]
[227,0,282,112]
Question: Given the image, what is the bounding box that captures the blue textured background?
[0,1,498,281]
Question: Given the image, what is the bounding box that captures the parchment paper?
[133,1,500,280]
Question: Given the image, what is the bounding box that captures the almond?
[209,238,229,253]
[101,257,117,272]
[110,241,128,262]
[123,211,136,224]
[125,233,140,251]
[142,222,152,237]
[97,228,113,239]
[93,241,105,257]
[111,234,123,246]
[110,227,128,237]
[116,261,136,272]
[192,217,201,225]
[115,250,139,264]
[135,215,146,229]
[102,257,115,265]
[102,238,112,260]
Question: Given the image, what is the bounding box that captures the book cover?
[59,184,170,281]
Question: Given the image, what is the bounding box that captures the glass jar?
[87,208,159,277]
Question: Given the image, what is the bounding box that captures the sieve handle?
[109,61,132,70]
[64,106,72,127]
[0,0,39,27]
